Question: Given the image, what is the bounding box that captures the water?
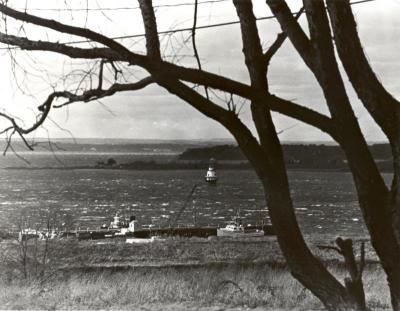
[0,166,391,236]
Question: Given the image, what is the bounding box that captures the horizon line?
[1,137,389,144]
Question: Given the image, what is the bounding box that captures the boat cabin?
[205,158,218,183]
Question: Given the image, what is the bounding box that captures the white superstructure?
[217,217,264,237]
[205,158,218,183]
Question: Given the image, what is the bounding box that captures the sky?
[0,0,399,142]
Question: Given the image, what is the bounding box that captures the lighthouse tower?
[205,158,218,184]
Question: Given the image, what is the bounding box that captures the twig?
[192,0,209,100]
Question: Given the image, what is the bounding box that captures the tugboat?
[205,158,218,184]
[217,215,264,237]
[100,213,139,236]
[109,213,125,229]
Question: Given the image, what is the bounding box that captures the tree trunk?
[268,1,400,308]
[231,1,355,308]
[389,138,400,310]
[229,119,357,310]
[392,140,400,240]
[335,238,367,311]
[258,169,356,310]
[326,3,400,309]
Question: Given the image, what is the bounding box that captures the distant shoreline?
[1,143,394,172]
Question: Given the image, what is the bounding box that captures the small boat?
[18,228,40,241]
[217,216,264,237]
[98,214,139,237]
[205,158,218,184]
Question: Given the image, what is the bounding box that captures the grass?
[0,235,392,310]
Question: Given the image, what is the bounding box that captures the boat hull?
[205,176,217,184]
[217,228,264,237]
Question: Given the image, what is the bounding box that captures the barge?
[12,213,274,241]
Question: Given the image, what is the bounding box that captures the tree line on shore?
[177,144,394,171]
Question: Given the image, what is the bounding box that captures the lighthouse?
[205,158,218,184]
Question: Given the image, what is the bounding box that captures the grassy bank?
[0,236,391,310]
[0,263,390,310]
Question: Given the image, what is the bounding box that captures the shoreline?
[3,165,393,173]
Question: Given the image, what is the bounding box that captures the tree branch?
[157,77,270,177]
[0,5,339,144]
[0,4,255,98]
[138,0,161,60]
[0,92,53,135]
[326,0,400,248]
[233,0,280,164]
[0,30,254,98]
[326,0,400,141]
[264,7,304,68]
[0,32,123,61]
[266,0,315,70]
[159,79,233,125]
[98,60,106,90]
[192,0,209,100]
[52,77,154,108]
[0,33,338,143]
[233,0,267,88]
[0,4,134,59]
[0,77,153,150]
[268,95,338,140]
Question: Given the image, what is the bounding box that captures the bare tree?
[265,1,400,309]
[0,211,60,282]
[0,1,398,310]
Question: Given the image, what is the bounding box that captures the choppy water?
[0,165,391,236]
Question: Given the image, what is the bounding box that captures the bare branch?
[16,130,33,150]
[192,0,209,100]
[233,0,267,87]
[0,33,122,61]
[157,78,270,178]
[0,77,152,153]
[108,62,122,81]
[266,0,315,70]
[264,7,304,68]
[0,4,134,59]
[0,31,252,98]
[326,0,400,141]
[268,95,338,140]
[98,60,105,90]
[138,0,161,60]
[0,92,53,135]
[0,32,337,140]
[0,29,254,100]
[52,77,154,108]
[0,4,341,146]
[3,130,16,156]
[159,79,233,125]
[0,126,13,135]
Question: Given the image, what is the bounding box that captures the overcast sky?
[0,0,399,142]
